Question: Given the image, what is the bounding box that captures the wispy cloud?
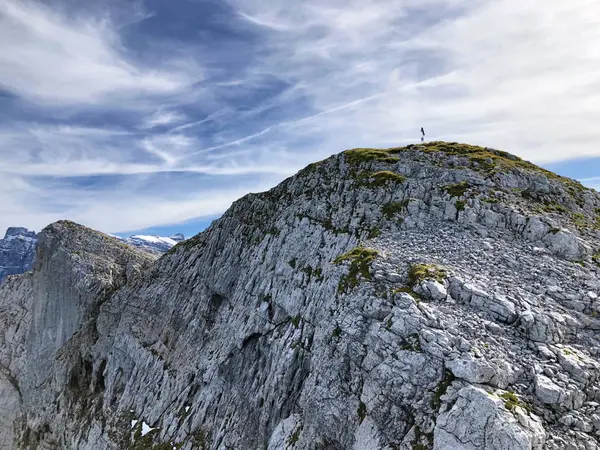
[1,0,599,236]
[141,110,187,129]
[0,0,197,105]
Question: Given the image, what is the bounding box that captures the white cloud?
[0,0,195,105]
[0,174,278,235]
[2,0,600,236]
[141,110,187,129]
[225,0,600,164]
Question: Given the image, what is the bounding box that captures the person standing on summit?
[420,127,425,143]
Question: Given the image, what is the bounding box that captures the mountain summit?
[1,142,599,450]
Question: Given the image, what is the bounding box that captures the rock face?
[0,227,37,284]
[1,142,600,450]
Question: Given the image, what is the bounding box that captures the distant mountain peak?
[4,227,36,240]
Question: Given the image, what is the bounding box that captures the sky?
[1,0,600,239]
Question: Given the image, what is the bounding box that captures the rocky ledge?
[1,142,600,450]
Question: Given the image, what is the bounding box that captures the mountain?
[1,142,600,450]
[111,233,186,255]
[0,230,184,284]
[0,227,37,284]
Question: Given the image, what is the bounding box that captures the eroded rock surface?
[1,142,600,449]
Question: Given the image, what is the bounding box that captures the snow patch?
[141,422,154,437]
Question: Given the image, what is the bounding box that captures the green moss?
[367,227,381,239]
[571,212,588,229]
[288,258,297,269]
[287,424,302,446]
[593,253,600,266]
[400,333,422,352]
[540,202,568,214]
[165,234,205,256]
[482,197,500,204]
[334,247,379,293]
[344,148,399,165]
[365,170,406,187]
[444,181,470,198]
[549,227,561,234]
[411,425,433,450]
[500,391,528,412]
[455,200,467,213]
[431,370,456,411]
[191,429,211,450]
[131,422,167,450]
[291,315,302,328]
[382,200,410,219]
[392,286,424,303]
[313,267,324,281]
[408,263,447,287]
[332,326,342,338]
[357,401,367,424]
[386,317,393,330]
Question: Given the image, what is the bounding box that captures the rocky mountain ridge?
[1,142,600,450]
[0,229,185,284]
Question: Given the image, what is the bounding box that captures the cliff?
[1,142,600,450]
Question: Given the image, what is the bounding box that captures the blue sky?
[1,0,599,239]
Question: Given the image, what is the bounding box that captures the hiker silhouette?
[420,127,425,143]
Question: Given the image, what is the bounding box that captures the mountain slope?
[1,142,600,450]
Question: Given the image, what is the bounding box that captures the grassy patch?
[392,286,424,303]
[408,263,447,286]
[482,197,500,204]
[382,200,410,219]
[444,181,470,197]
[455,200,467,214]
[500,391,530,412]
[571,212,588,229]
[365,170,406,187]
[334,247,379,293]
[344,148,399,165]
[540,202,568,214]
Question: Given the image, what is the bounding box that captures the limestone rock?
[1,143,599,449]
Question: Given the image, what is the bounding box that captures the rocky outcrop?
[0,227,37,284]
[1,142,600,449]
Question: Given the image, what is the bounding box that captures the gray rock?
[447,354,496,384]
[1,145,600,449]
[434,386,546,449]
[535,374,565,404]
